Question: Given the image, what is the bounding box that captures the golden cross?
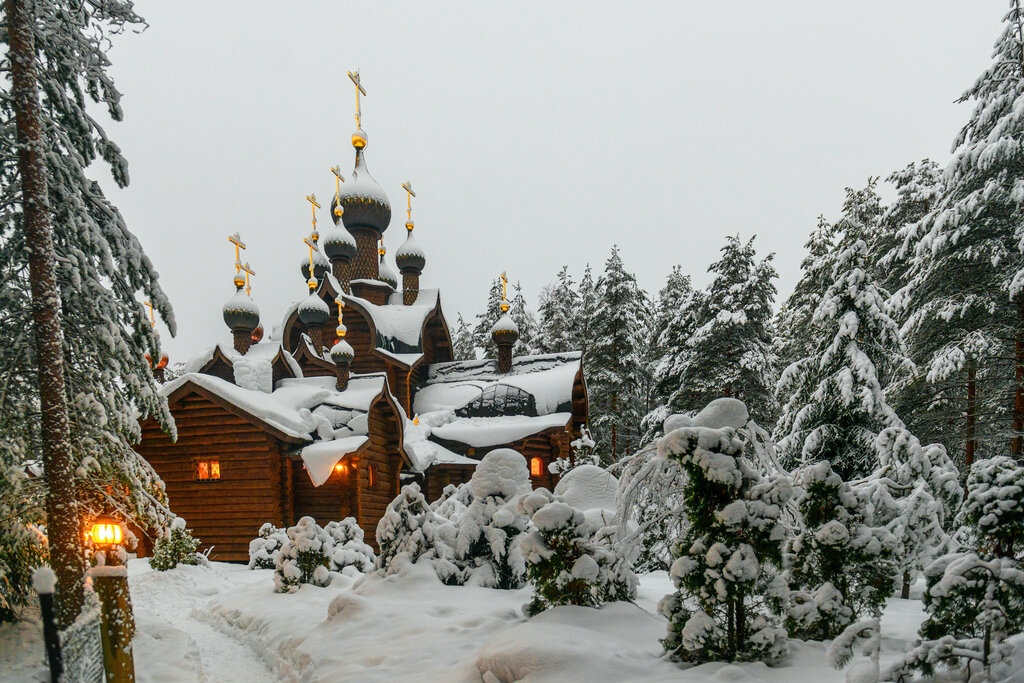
[402,181,416,224]
[500,272,509,312]
[303,236,318,289]
[334,297,346,339]
[228,233,246,271]
[238,261,256,295]
[331,166,345,194]
[143,301,156,329]
[348,70,366,129]
[306,193,321,231]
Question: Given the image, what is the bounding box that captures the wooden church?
[137,76,589,561]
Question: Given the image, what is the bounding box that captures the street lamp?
[89,514,124,563]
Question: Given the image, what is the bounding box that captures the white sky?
[98,1,1006,361]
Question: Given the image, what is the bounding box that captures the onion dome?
[298,291,330,326]
[322,223,357,261]
[395,230,425,273]
[223,279,260,333]
[330,327,355,365]
[331,148,391,234]
[491,310,520,346]
[379,252,399,289]
[300,246,330,282]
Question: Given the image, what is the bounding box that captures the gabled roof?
[187,340,302,389]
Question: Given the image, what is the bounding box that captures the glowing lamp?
[89,514,123,550]
[334,462,348,475]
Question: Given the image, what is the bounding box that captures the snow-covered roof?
[181,340,303,389]
[344,288,440,354]
[415,352,583,417]
[429,413,573,448]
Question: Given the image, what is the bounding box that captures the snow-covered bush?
[248,523,287,570]
[0,521,47,623]
[784,461,897,640]
[549,426,599,476]
[431,482,472,522]
[885,456,1024,681]
[150,518,202,571]
[657,416,792,664]
[274,516,332,593]
[518,487,635,616]
[452,449,532,589]
[376,483,437,572]
[325,518,375,574]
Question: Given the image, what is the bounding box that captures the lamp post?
[86,513,136,681]
[88,513,125,566]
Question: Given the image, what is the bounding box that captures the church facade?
[137,116,588,562]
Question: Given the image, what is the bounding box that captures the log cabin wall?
[423,465,474,503]
[357,400,404,549]
[137,392,288,562]
[292,458,356,526]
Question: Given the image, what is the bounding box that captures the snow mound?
[553,465,618,527]
[471,449,531,499]
[666,398,749,433]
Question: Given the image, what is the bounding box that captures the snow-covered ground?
[0,558,956,682]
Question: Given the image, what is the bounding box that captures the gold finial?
[348,70,368,149]
[228,233,247,272]
[334,297,346,339]
[402,181,416,232]
[378,237,386,258]
[331,166,345,218]
[303,235,319,290]
[238,261,256,296]
[500,272,509,313]
[143,301,156,329]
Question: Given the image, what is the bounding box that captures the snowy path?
[128,561,276,683]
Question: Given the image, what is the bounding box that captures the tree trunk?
[900,569,911,600]
[1013,300,1024,456]
[8,0,85,627]
[966,361,976,468]
[610,393,617,462]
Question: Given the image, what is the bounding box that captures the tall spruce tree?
[775,227,912,479]
[1,0,175,624]
[899,0,1024,461]
[644,267,697,440]
[587,247,649,462]
[537,266,579,354]
[508,281,537,356]
[451,313,476,361]
[575,264,597,359]
[674,235,778,426]
[472,277,504,358]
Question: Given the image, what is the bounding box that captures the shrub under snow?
[518,487,635,616]
[325,518,376,574]
[150,517,203,571]
[274,516,332,593]
[248,523,287,570]
[657,414,792,665]
[376,483,437,572]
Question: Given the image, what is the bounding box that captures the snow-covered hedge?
[274,517,332,593]
[518,487,635,616]
[325,518,376,574]
[150,518,203,571]
[248,523,287,570]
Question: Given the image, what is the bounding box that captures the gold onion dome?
[395,227,426,274]
[491,308,519,346]
[300,247,330,282]
[223,279,260,333]
[322,222,357,261]
[331,146,391,235]
[378,250,399,289]
[330,329,355,365]
[298,291,331,326]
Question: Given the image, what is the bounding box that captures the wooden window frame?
[194,458,221,482]
[368,463,376,487]
[530,457,543,478]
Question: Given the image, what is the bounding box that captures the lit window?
[530,457,543,477]
[368,464,376,487]
[196,459,220,481]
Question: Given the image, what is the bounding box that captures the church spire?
[395,181,426,305]
[491,272,519,373]
[223,233,260,355]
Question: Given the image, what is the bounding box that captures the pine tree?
[451,314,476,361]
[537,266,579,354]
[641,266,693,439]
[575,264,597,358]
[587,247,649,462]
[775,229,912,479]
[674,235,778,426]
[2,0,175,625]
[508,281,537,356]
[900,0,1024,460]
[657,418,792,664]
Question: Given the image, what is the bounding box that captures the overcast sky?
[98,1,1005,362]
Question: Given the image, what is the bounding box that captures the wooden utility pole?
[7,0,85,626]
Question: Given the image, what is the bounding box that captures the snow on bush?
[376,483,437,572]
[549,426,598,476]
[0,520,47,623]
[452,449,532,589]
[150,517,203,571]
[784,461,896,641]
[656,412,792,665]
[518,487,635,616]
[248,523,287,570]
[552,464,617,528]
[886,456,1024,681]
[273,516,332,593]
[324,518,375,574]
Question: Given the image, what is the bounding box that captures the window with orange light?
[196,459,221,481]
[530,457,543,477]
[368,464,376,487]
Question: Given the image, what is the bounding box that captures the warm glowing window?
[530,457,543,477]
[368,464,376,487]
[196,459,220,481]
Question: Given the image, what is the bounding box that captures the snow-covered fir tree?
[549,426,598,476]
[150,517,203,571]
[775,228,913,479]
[587,246,650,462]
[452,449,532,589]
[508,281,538,355]
[518,487,635,616]
[324,518,375,574]
[274,516,332,593]
[472,277,505,357]
[0,0,176,620]
[248,523,288,570]
[451,313,476,361]
[473,277,536,357]
[784,461,897,641]
[536,266,579,354]
[643,266,694,441]
[898,0,1024,461]
[886,455,1024,681]
[376,483,436,573]
[575,264,598,360]
[657,410,792,664]
[674,235,778,426]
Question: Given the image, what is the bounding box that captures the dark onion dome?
[321,223,357,261]
[395,228,425,273]
[330,328,355,365]
[300,248,330,282]
[491,311,519,346]
[331,148,391,234]
[223,280,260,333]
[298,291,330,326]
[378,253,399,289]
